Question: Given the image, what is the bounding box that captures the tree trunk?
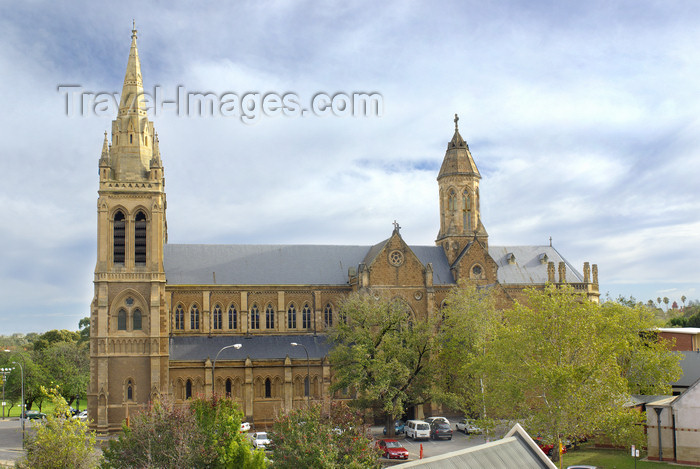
[385,414,395,437]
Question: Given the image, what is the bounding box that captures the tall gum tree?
[479,285,681,461]
[328,291,435,436]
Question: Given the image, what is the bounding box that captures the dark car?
[383,419,406,435]
[430,422,453,440]
[22,410,46,420]
[375,439,409,460]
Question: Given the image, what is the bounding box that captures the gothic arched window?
[113,211,125,265]
[134,211,147,265]
[324,303,333,327]
[225,378,232,397]
[287,304,297,329]
[213,304,222,330]
[302,303,311,329]
[132,309,142,330]
[228,304,237,330]
[250,304,260,330]
[117,309,127,330]
[126,379,134,401]
[185,379,192,399]
[190,305,200,330]
[448,190,457,211]
[265,304,275,329]
[175,304,184,330]
[264,378,272,398]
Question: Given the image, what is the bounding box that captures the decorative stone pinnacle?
[454,113,459,131]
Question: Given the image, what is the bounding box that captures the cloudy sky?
[1,1,698,333]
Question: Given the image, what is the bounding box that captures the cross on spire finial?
[131,19,137,39]
[393,220,401,233]
[454,113,459,131]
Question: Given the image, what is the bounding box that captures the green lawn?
[562,447,697,468]
[1,398,84,418]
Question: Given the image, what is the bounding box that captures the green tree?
[663,297,670,311]
[16,387,101,469]
[38,340,89,405]
[102,396,265,469]
[434,285,499,420]
[102,397,211,468]
[480,285,680,462]
[270,401,380,469]
[328,291,435,435]
[79,317,91,344]
[32,329,80,352]
[189,396,266,468]
[681,295,687,309]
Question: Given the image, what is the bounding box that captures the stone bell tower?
[88,25,169,432]
[436,114,488,264]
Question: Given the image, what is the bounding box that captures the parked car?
[455,418,482,434]
[375,439,409,460]
[430,421,453,440]
[405,420,431,440]
[71,410,88,420]
[22,410,46,420]
[424,416,449,426]
[252,432,271,449]
[383,419,406,435]
[240,421,251,432]
[536,438,567,457]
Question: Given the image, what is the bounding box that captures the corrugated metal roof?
[676,351,700,387]
[169,334,331,361]
[163,243,582,288]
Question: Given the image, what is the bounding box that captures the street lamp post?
[290,342,310,409]
[12,361,25,446]
[1,367,14,419]
[212,344,242,397]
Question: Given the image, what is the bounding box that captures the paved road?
[370,423,489,465]
[0,418,28,466]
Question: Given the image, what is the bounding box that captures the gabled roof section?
[489,245,583,285]
[362,238,390,265]
[437,114,481,181]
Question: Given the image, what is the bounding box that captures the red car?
[376,439,409,460]
[536,438,567,457]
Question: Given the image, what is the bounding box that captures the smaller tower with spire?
[436,114,488,264]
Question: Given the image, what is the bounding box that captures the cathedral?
[87,28,600,432]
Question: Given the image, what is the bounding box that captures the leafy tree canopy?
[270,402,380,469]
[328,291,435,434]
[17,387,101,469]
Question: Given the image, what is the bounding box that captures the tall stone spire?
[106,24,157,181]
[118,22,146,116]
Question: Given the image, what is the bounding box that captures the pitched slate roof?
[163,243,582,288]
[169,334,331,361]
[397,423,556,469]
[489,245,583,284]
[163,243,458,286]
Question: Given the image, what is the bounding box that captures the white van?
[405,419,431,440]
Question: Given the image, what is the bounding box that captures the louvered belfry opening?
[113,211,126,264]
[134,211,147,265]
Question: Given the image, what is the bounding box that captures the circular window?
[125,297,134,306]
[414,291,423,300]
[389,250,404,266]
[472,265,483,277]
